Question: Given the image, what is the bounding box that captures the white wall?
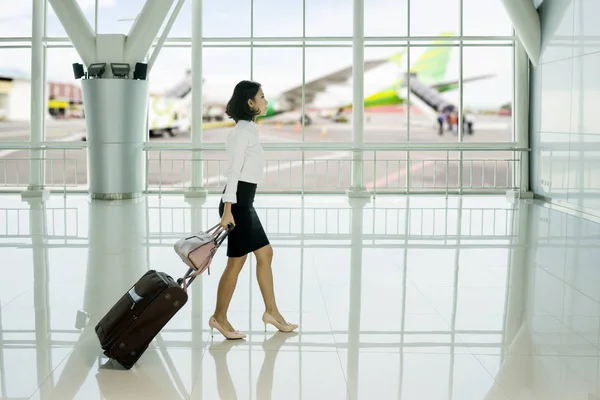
[530,0,600,215]
[6,79,32,121]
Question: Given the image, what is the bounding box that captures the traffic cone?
[321,126,327,137]
[295,121,301,133]
[276,121,281,129]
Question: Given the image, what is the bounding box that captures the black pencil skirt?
[219,181,270,258]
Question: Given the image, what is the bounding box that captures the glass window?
[304,46,353,141]
[203,0,251,38]
[45,48,86,141]
[364,46,408,143]
[202,47,251,128]
[462,46,514,142]
[364,0,408,37]
[462,0,513,37]
[0,2,32,37]
[253,47,303,142]
[253,0,303,37]
[407,44,459,142]
[409,0,460,37]
[0,48,32,141]
[97,0,191,37]
[305,0,352,37]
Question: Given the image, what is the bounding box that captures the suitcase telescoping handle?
[176,223,234,290]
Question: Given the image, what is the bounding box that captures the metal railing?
[0,206,80,239]
[146,205,517,238]
[0,142,528,195]
[144,143,528,195]
[1,203,519,249]
[0,143,87,193]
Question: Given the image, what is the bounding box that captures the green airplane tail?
[408,32,454,84]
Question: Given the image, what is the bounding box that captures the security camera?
[72,63,85,79]
[133,62,148,80]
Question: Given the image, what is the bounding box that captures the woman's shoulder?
[228,122,257,144]
[231,121,259,140]
[234,120,259,133]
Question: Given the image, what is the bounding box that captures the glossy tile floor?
[1,193,600,399]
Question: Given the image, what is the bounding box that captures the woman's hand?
[220,203,235,229]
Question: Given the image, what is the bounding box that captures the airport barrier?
[0,142,535,195]
[142,144,530,196]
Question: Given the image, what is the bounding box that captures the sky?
[0,0,514,109]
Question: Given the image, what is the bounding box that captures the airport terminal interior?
[1,0,599,399]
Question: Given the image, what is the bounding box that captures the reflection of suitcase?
[95,270,189,370]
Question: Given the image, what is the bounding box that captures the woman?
[209,80,298,340]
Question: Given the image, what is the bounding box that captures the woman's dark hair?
[225,80,262,122]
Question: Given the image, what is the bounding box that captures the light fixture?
[87,63,107,79]
[111,63,131,79]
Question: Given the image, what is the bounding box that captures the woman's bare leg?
[213,254,248,331]
[253,244,292,326]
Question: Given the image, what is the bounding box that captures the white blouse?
[221,120,265,203]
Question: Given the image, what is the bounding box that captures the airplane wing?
[430,74,496,93]
[277,59,390,108]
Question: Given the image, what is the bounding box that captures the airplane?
[325,36,495,134]
[161,32,494,134]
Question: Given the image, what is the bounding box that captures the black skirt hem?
[218,181,270,258]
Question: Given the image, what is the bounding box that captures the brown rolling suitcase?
[95,270,191,370]
[95,224,232,369]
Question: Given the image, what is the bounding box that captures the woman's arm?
[220,130,249,226]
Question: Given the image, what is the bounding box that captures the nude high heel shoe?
[209,316,246,340]
[262,312,299,333]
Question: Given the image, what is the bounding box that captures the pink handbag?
[174,223,233,290]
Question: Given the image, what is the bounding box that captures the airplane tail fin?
[388,50,406,67]
[408,32,454,84]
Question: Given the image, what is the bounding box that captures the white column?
[23,0,48,199]
[124,0,177,66]
[515,39,532,196]
[347,0,369,198]
[47,0,96,67]
[187,0,207,198]
[346,197,369,398]
[501,0,541,67]
[26,199,52,398]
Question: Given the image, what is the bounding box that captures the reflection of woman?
[207,332,298,400]
[209,80,298,340]
[257,332,299,400]
[208,341,244,400]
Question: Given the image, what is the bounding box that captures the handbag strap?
[185,223,226,241]
[179,223,235,292]
[214,223,234,246]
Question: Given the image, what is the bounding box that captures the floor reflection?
[0,194,599,399]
